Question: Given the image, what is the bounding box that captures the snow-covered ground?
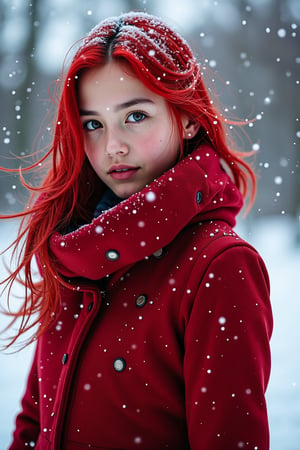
[0,216,299,449]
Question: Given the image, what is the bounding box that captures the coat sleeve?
[9,346,40,449]
[183,244,273,450]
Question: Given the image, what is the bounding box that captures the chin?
[113,188,136,199]
[113,184,145,199]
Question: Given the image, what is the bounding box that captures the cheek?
[140,128,171,153]
[84,150,104,177]
[84,137,102,160]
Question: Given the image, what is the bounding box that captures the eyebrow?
[79,98,154,116]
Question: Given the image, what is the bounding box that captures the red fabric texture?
[9,145,272,449]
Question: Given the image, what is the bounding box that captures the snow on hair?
[76,12,199,93]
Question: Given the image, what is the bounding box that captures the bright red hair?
[0,12,256,348]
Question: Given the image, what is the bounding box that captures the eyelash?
[83,120,101,131]
[82,111,148,131]
[127,111,147,123]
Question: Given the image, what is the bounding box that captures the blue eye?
[127,112,147,123]
[84,120,101,131]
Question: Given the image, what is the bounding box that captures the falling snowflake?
[145,191,156,202]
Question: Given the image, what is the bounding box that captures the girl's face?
[78,60,184,199]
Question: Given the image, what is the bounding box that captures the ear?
[181,114,200,140]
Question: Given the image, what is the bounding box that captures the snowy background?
[1,0,300,448]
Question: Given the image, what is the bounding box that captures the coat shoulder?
[173,220,259,271]
[168,219,268,296]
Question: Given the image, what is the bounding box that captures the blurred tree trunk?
[234,0,300,230]
[0,1,40,212]
[15,0,40,157]
[270,0,300,242]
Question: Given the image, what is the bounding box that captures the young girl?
[2,12,272,450]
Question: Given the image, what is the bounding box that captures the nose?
[105,129,129,157]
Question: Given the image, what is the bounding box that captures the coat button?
[106,250,120,261]
[196,191,202,204]
[113,358,126,372]
[136,294,148,308]
[62,353,68,365]
[153,248,164,259]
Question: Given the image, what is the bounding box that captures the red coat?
[10,145,273,450]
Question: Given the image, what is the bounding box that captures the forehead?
[78,61,151,103]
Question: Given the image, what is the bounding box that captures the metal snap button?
[196,191,202,204]
[153,248,164,259]
[113,358,126,372]
[106,250,120,261]
[136,295,148,308]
